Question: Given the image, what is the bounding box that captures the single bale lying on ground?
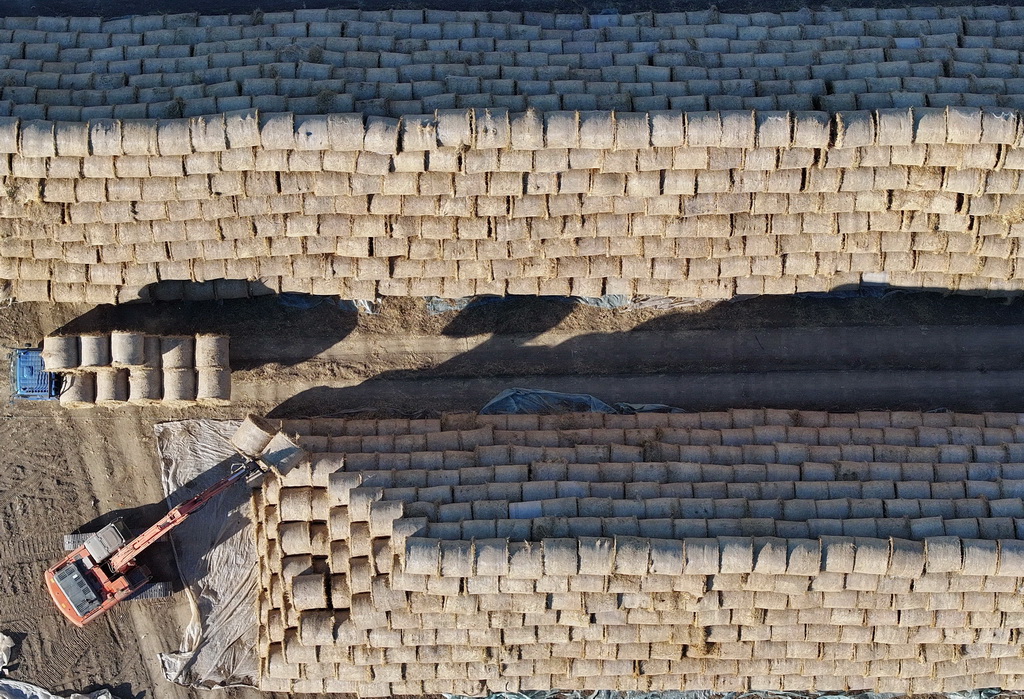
[110,331,146,366]
[197,367,231,404]
[79,334,111,367]
[162,368,197,402]
[232,414,279,458]
[59,371,95,406]
[42,335,79,371]
[160,336,195,369]
[128,367,161,402]
[195,334,230,368]
[95,368,129,403]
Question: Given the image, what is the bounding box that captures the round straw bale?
[279,521,312,556]
[719,536,754,574]
[687,111,723,147]
[59,371,96,407]
[279,487,314,522]
[404,537,441,575]
[197,367,231,404]
[310,488,330,521]
[440,539,473,577]
[474,538,510,576]
[875,108,914,146]
[162,368,197,402]
[474,108,510,149]
[961,538,998,576]
[544,111,579,149]
[142,336,161,368]
[510,109,543,150]
[79,334,111,367]
[94,368,129,403]
[127,367,161,402]
[435,109,471,148]
[719,110,755,149]
[299,609,335,645]
[507,541,544,579]
[786,538,821,575]
[913,107,947,144]
[291,572,328,611]
[753,537,787,574]
[578,536,615,575]
[792,111,831,148]
[650,110,685,147]
[946,106,983,145]
[364,116,400,155]
[160,335,195,369]
[997,539,1024,576]
[821,536,856,573]
[852,536,890,574]
[924,536,962,572]
[282,554,313,580]
[542,537,579,576]
[836,111,874,148]
[683,538,720,574]
[231,414,278,458]
[263,431,309,476]
[887,538,925,578]
[614,111,651,150]
[649,538,684,576]
[309,523,330,558]
[42,335,79,371]
[194,334,230,368]
[368,500,403,538]
[613,536,650,574]
[110,331,146,366]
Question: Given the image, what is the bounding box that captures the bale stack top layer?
[254,409,1024,695]
[2,8,1024,302]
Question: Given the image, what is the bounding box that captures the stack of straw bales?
[251,409,1024,695]
[42,332,230,406]
[0,8,1021,302]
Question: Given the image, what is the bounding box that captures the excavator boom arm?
[108,463,255,573]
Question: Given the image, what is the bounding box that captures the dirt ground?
[2,292,1024,699]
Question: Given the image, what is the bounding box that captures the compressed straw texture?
[78,334,111,368]
[161,368,197,402]
[110,331,146,366]
[58,371,95,406]
[160,336,196,369]
[94,368,129,403]
[197,367,231,403]
[195,335,230,368]
[41,335,78,371]
[232,414,278,458]
[253,409,1024,695]
[127,367,161,403]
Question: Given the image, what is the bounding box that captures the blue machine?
[10,348,62,400]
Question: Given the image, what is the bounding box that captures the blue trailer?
[10,348,63,400]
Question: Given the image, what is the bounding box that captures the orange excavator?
[45,416,304,627]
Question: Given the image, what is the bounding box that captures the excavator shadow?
[69,456,251,594]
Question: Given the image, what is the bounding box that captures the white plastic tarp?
[153,419,259,689]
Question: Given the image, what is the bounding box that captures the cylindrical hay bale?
[290,572,327,611]
[279,522,312,556]
[79,334,111,367]
[821,536,856,573]
[231,414,278,458]
[262,432,308,476]
[720,536,754,574]
[195,334,230,368]
[142,336,161,368]
[160,335,195,369]
[578,537,615,576]
[59,371,96,407]
[298,609,335,645]
[613,536,650,574]
[110,331,146,366]
[162,368,197,402]
[95,368,129,403]
[128,367,161,403]
[279,487,314,522]
[197,367,231,404]
[42,335,79,371]
[542,538,579,576]
[404,537,441,576]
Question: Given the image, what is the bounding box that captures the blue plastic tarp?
[480,388,685,415]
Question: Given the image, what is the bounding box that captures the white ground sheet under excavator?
[153,419,259,688]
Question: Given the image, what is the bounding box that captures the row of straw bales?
[42,332,230,405]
